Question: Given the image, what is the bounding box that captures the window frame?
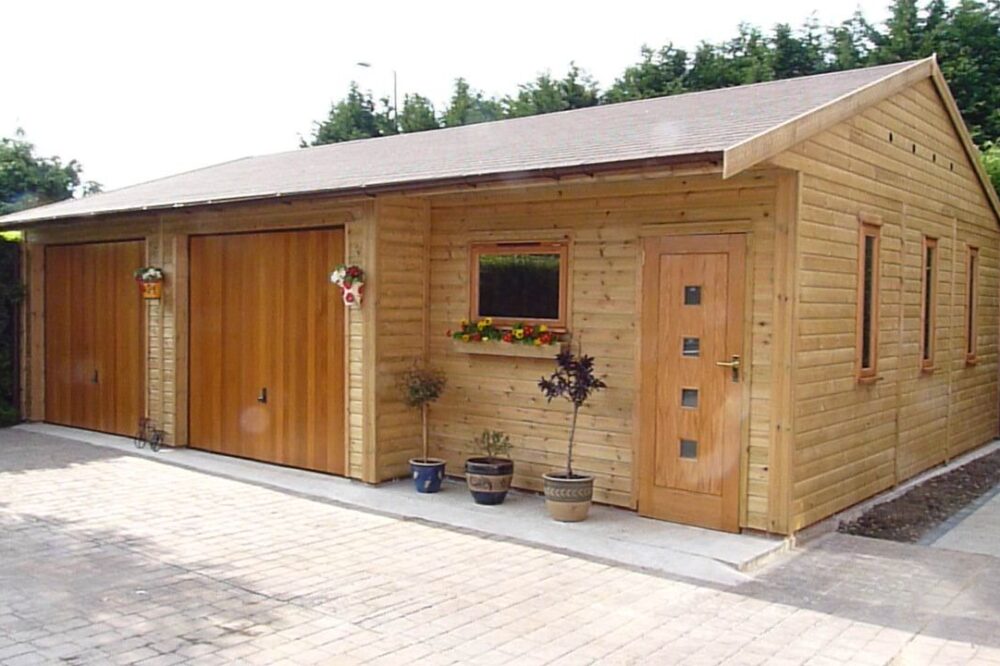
[469,241,570,330]
[856,214,882,383]
[920,236,938,372]
[966,245,979,365]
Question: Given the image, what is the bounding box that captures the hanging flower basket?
[134,266,165,300]
[330,264,365,308]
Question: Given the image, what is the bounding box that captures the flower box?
[451,339,567,359]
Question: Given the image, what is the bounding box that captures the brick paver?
[2,430,999,664]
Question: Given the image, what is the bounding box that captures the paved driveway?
[2,429,999,665]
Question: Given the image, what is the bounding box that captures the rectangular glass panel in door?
[654,252,728,496]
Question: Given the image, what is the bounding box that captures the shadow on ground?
[0,427,127,474]
[737,532,1000,647]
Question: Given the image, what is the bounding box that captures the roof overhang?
[0,152,724,229]
[721,56,1000,224]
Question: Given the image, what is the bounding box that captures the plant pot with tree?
[538,349,607,522]
[465,430,515,505]
[402,364,448,493]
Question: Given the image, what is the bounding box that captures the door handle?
[257,387,268,404]
[715,355,741,382]
[92,370,99,384]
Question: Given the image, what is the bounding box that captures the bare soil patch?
[838,449,1000,542]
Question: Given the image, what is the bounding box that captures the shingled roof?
[4,57,994,226]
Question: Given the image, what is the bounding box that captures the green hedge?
[0,238,21,426]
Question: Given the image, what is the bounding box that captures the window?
[857,216,882,382]
[966,246,979,363]
[921,237,938,371]
[470,241,569,328]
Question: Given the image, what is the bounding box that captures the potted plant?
[134,266,165,300]
[401,364,447,493]
[465,430,515,505]
[538,349,607,522]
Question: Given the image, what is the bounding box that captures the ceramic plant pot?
[465,457,514,505]
[542,473,594,522]
[410,458,446,493]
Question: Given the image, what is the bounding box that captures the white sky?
[4,0,889,190]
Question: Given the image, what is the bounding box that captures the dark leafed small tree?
[539,350,607,478]
[0,130,99,215]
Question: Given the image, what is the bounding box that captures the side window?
[857,215,882,382]
[966,246,979,363]
[921,237,938,371]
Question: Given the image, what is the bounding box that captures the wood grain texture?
[189,228,346,475]
[773,79,1000,530]
[425,172,778,522]
[44,240,144,436]
[639,234,745,532]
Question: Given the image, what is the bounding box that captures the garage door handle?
[257,387,268,404]
[92,370,99,384]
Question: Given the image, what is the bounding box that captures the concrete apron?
[15,423,789,587]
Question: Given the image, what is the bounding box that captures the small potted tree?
[401,365,447,493]
[538,349,607,521]
[465,430,515,505]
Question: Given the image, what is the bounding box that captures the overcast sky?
[5,1,890,190]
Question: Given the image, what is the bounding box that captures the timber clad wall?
[771,80,1000,530]
[373,198,431,481]
[424,172,780,529]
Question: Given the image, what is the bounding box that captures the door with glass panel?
[639,234,745,532]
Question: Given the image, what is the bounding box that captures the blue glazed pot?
[410,458,446,493]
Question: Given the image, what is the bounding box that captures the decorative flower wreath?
[330,264,365,307]
[133,266,165,283]
[449,318,559,346]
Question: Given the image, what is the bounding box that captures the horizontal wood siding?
[773,79,1000,530]
[373,197,431,481]
[425,173,778,526]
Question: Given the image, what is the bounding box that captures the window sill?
[451,339,567,359]
[857,375,882,385]
[920,365,936,375]
[966,356,979,367]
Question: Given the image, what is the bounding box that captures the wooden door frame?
[41,238,147,435]
[185,225,350,475]
[637,232,751,532]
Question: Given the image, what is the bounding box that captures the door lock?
[715,355,741,382]
[257,387,268,404]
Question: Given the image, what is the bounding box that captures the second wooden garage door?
[189,228,346,475]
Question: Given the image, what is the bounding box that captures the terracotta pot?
[140,281,162,300]
[542,473,594,522]
[465,457,514,505]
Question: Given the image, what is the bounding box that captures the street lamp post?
[356,62,398,132]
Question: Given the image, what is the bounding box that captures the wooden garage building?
[3,57,998,534]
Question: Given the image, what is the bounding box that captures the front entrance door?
[188,228,346,475]
[639,234,745,532]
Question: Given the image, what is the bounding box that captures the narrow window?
[966,246,979,363]
[921,237,938,371]
[470,241,569,328]
[857,216,882,382]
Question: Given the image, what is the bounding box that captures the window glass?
[921,238,937,368]
[471,242,568,326]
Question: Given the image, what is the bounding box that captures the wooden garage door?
[45,240,144,436]
[189,228,346,475]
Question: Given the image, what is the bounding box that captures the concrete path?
[15,423,785,587]
[2,428,1000,665]
[930,485,1000,557]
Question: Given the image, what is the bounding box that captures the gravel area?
[838,449,1000,542]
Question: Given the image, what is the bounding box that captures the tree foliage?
[306,0,1000,158]
[0,130,99,215]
